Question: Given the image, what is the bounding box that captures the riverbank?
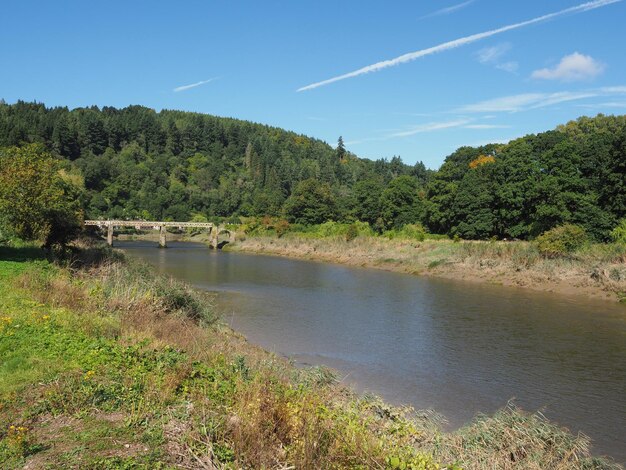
[228,234,626,303]
[1,242,621,469]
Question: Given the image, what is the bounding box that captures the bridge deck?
[85,220,215,228]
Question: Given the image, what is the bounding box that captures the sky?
[1,0,625,168]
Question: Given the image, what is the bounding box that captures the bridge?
[84,220,235,249]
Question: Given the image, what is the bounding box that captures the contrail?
[421,0,475,19]
[297,0,621,92]
[173,77,218,92]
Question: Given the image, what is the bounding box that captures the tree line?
[0,101,624,243]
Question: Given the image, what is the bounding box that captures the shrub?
[399,223,426,241]
[384,224,426,241]
[535,224,588,258]
[316,221,348,237]
[275,219,290,238]
[610,219,626,244]
[345,223,358,242]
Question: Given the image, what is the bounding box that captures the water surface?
[121,241,626,461]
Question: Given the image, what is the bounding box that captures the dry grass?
[231,235,626,302]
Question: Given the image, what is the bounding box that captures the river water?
[120,241,626,461]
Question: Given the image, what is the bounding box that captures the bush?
[400,223,426,241]
[0,145,84,247]
[610,219,626,244]
[385,224,426,241]
[275,219,290,238]
[345,223,358,242]
[535,224,588,258]
[317,221,349,237]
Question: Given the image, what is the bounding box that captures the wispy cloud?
[476,43,518,73]
[531,52,605,82]
[391,119,471,137]
[456,87,626,113]
[173,77,218,93]
[476,43,510,64]
[577,101,626,109]
[496,61,519,73]
[464,124,511,129]
[297,0,621,92]
[421,0,475,19]
[347,119,513,145]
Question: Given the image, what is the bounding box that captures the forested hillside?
[0,101,624,241]
[0,101,426,223]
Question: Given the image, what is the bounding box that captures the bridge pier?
[107,224,114,246]
[159,225,167,248]
[209,227,218,249]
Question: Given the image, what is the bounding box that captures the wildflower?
[84,370,95,380]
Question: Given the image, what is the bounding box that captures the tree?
[379,176,422,229]
[350,178,383,225]
[0,144,83,246]
[283,178,337,225]
[336,136,346,162]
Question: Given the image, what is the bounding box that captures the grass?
[0,241,622,469]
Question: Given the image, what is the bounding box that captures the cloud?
[476,43,518,73]
[421,0,475,19]
[456,87,626,113]
[297,0,621,92]
[391,119,471,137]
[173,77,218,92]
[577,101,626,109]
[464,124,511,129]
[600,86,626,93]
[477,43,510,64]
[531,52,605,81]
[496,61,519,73]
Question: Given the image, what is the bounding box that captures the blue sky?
[1,0,624,168]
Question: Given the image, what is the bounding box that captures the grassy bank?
[229,232,626,303]
[0,242,621,469]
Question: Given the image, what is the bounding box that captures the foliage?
[385,223,427,241]
[425,116,626,241]
[345,223,358,242]
[0,101,426,223]
[468,154,495,169]
[0,102,625,244]
[283,178,337,225]
[610,219,626,244]
[535,224,588,258]
[380,175,423,230]
[0,145,83,246]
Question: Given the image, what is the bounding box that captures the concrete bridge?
[84,220,236,249]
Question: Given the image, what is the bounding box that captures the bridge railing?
[84,220,215,229]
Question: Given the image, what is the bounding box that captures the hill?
[0,101,625,241]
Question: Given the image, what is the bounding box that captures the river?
[120,241,626,461]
